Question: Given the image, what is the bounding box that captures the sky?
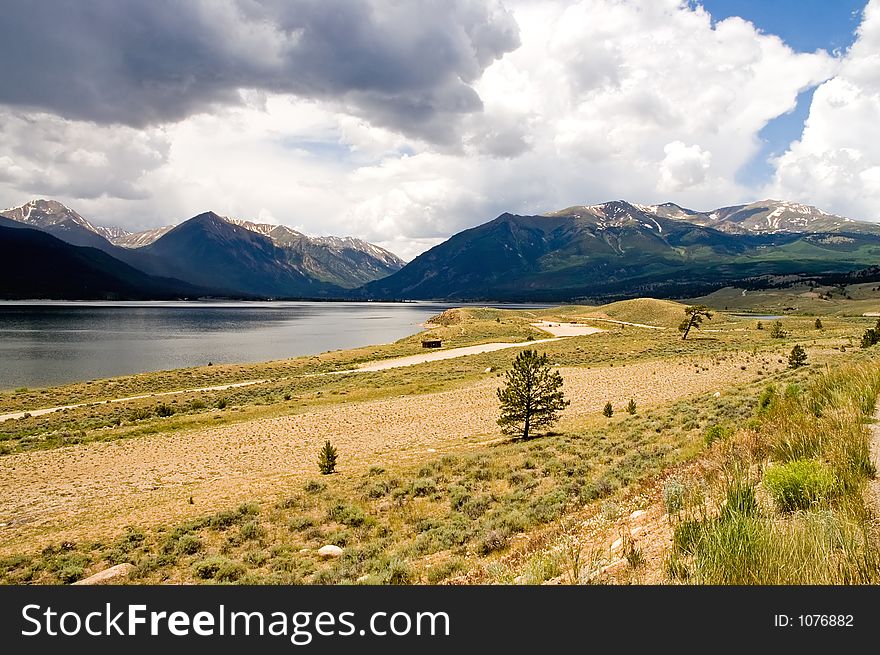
[0,0,878,261]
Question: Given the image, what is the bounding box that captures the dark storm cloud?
[0,0,519,143]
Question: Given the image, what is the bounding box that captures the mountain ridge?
[363,199,880,302]
[4,197,880,302]
[0,224,211,300]
[0,200,405,293]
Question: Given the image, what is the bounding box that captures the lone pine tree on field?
[497,349,569,440]
[770,320,787,339]
[317,440,338,474]
[678,305,713,340]
[788,344,807,369]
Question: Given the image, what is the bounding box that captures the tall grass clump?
[672,361,880,585]
[763,459,837,512]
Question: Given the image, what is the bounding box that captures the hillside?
[141,212,340,298]
[1,200,405,296]
[0,225,206,300]
[228,219,404,288]
[362,201,880,302]
[580,298,688,328]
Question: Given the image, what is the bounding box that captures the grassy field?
[1,297,878,584]
[691,281,880,316]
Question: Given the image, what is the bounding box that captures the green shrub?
[603,402,613,418]
[477,528,510,555]
[156,403,175,417]
[215,398,228,409]
[175,534,203,555]
[243,550,269,567]
[193,556,227,579]
[449,485,471,512]
[366,480,391,499]
[215,560,246,582]
[462,495,491,519]
[129,407,152,421]
[763,459,837,512]
[704,424,732,446]
[327,502,370,527]
[191,552,247,582]
[411,477,437,497]
[239,520,266,541]
[757,385,777,414]
[784,383,802,398]
[626,399,637,415]
[426,558,466,584]
[380,559,414,585]
[288,516,315,531]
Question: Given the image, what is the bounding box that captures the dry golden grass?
[0,355,761,556]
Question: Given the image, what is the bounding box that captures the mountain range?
[0,200,404,299]
[2,198,879,301]
[362,199,880,301]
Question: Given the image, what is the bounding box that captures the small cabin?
[421,338,442,349]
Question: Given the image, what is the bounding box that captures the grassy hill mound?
[581,298,688,328]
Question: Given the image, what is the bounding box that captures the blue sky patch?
[698,0,867,187]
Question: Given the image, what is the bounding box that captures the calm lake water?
[0,301,549,390]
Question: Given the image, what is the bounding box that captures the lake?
[0,301,548,390]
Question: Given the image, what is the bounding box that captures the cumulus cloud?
[0,110,169,201]
[0,0,859,258]
[658,141,712,191]
[768,0,880,220]
[0,0,519,145]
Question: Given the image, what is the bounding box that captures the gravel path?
[868,402,880,520]
[0,380,270,423]
[353,338,563,372]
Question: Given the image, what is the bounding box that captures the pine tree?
[788,344,807,369]
[496,350,569,439]
[317,440,338,474]
[626,398,637,415]
[814,318,823,330]
[770,320,786,339]
[678,305,713,340]
[603,402,613,418]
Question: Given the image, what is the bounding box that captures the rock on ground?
[318,544,344,558]
[72,563,135,585]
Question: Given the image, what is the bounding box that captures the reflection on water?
[0,301,550,389]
